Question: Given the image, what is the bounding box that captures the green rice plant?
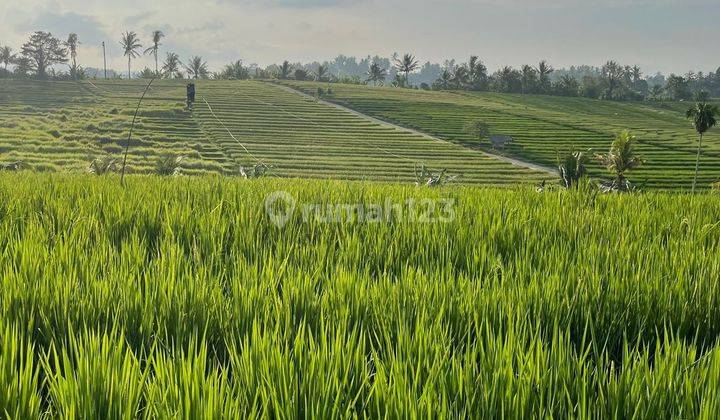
[0,173,718,416]
[43,329,145,419]
[0,324,41,419]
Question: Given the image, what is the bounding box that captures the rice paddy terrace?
[0,79,546,184]
[282,80,720,190]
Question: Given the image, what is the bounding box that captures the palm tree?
[0,46,15,70]
[120,31,142,79]
[558,150,591,188]
[161,52,182,78]
[65,33,80,69]
[143,30,164,74]
[393,53,419,88]
[315,64,328,82]
[184,56,208,79]
[597,130,644,192]
[536,60,554,93]
[366,61,387,86]
[686,98,718,193]
[279,60,292,79]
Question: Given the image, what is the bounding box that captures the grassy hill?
[0,79,546,184]
[282,81,720,190]
[1,173,720,417]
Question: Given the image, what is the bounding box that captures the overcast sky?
[1,0,717,74]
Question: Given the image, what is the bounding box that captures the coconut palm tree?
[120,31,142,79]
[143,30,164,74]
[366,61,387,86]
[558,150,591,188]
[161,52,182,78]
[65,33,80,69]
[279,60,293,79]
[0,46,15,70]
[596,130,644,192]
[686,98,718,193]
[184,56,208,79]
[393,53,419,88]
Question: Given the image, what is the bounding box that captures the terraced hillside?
[281,81,720,189]
[0,79,224,174]
[192,81,546,183]
[0,79,547,184]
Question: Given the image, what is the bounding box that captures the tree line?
[1,30,718,101]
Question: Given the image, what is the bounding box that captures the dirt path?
[270,82,557,176]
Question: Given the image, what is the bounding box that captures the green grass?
[282,81,720,190]
[0,79,546,185]
[1,173,720,417]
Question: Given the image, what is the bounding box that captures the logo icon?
[264,191,296,228]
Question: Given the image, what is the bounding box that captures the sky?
[1,0,718,75]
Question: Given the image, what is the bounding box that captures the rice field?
[1,173,720,417]
[0,79,546,184]
[282,81,720,190]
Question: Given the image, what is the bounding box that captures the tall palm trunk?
[155,52,158,74]
[128,57,131,79]
[692,133,703,193]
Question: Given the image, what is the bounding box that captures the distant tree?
[315,64,329,82]
[600,61,625,99]
[65,33,79,69]
[536,60,554,93]
[20,31,68,78]
[0,46,15,70]
[463,120,490,143]
[433,68,453,90]
[13,56,32,78]
[451,66,470,89]
[217,60,249,80]
[493,66,522,93]
[161,52,182,78]
[366,61,387,86]
[65,33,82,79]
[119,31,142,79]
[138,67,156,79]
[521,64,538,94]
[686,97,718,193]
[467,56,488,91]
[666,75,691,101]
[554,75,579,97]
[393,53,420,88]
[279,60,293,79]
[294,68,308,81]
[648,84,664,101]
[596,130,644,192]
[143,30,164,74]
[184,56,209,79]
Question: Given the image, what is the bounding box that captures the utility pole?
[102,42,107,79]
